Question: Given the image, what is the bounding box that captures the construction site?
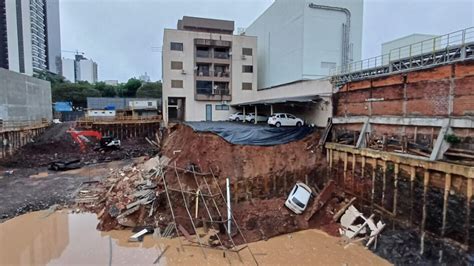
[1,0,474,265]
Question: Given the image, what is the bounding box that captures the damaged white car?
[284,182,312,214]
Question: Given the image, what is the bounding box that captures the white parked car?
[285,182,313,214]
[245,113,268,123]
[268,113,304,127]
[229,112,245,121]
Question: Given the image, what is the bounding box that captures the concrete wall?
[0,68,52,124]
[162,28,257,123]
[245,0,363,89]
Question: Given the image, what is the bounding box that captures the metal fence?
[331,26,474,86]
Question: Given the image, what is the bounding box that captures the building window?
[242,48,253,56]
[171,80,183,88]
[242,82,252,90]
[215,104,230,111]
[171,61,183,70]
[170,42,183,51]
[242,65,253,73]
[148,101,153,106]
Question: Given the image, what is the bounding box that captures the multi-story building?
[233,0,364,127]
[0,0,61,75]
[162,16,257,124]
[61,54,98,83]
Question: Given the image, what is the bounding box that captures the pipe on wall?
[308,3,352,68]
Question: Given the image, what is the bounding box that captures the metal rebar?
[191,165,231,265]
[209,167,259,266]
[158,171,185,250]
[174,162,207,259]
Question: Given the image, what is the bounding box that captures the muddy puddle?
[0,211,389,265]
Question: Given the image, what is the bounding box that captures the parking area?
[230,94,331,127]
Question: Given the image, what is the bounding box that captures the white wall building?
[381,33,441,64]
[61,54,98,83]
[61,57,75,82]
[162,16,258,124]
[246,0,363,90]
[77,58,98,83]
[227,0,363,127]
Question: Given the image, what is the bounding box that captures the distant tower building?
[61,53,98,83]
[139,72,151,83]
[0,0,61,75]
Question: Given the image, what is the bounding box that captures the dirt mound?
[0,123,157,168]
[161,124,323,179]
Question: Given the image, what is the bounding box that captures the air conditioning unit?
[241,55,246,60]
[181,70,186,75]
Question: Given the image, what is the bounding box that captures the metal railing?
[331,26,474,86]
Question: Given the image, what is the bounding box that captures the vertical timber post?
[420,169,430,255]
[410,166,416,225]
[466,178,472,246]
[393,163,399,215]
[441,173,451,237]
[382,160,387,206]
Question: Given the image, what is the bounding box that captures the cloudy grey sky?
[60,0,474,82]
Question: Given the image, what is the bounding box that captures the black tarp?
[185,122,314,146]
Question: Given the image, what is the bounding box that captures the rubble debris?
[305,180,335,221]
[333,197,357,222]
[128,227,154,242]
[48,159,81,171]
[338,205,385,247]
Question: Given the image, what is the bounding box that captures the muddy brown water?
[0,210,390,265]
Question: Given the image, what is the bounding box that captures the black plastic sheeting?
[185,122,314,146]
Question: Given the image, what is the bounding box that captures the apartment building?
[61,54,98,83]
[0,0,61,75]
[162,16,257,124]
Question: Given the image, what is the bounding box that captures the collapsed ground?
[0,123,470,264]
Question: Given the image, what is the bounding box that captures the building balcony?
[195,87,231,101]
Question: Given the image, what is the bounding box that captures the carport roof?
[231,95,323,106]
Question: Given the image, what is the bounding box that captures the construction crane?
[61,50,85,56]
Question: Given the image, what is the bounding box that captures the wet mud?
[0,210,389,265]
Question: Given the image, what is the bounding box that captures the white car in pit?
[285,182,312,214]
[268,113,304,127]
[229,112,245,121]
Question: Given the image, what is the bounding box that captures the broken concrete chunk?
[108,204,120,218]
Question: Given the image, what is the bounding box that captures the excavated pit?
[81,123,344,247]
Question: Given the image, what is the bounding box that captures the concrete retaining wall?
[0,68,52,126]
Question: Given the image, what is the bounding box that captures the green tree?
[136,81,162,98]
[94,82,117,97]
[34,70,67,87]
[122,78,142,97]
[52,83,101,107]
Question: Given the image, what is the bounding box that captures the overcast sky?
[59,0,474,82]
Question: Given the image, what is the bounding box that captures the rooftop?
[177,16,234,34]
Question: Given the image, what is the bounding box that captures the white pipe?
[226,177,231,235]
